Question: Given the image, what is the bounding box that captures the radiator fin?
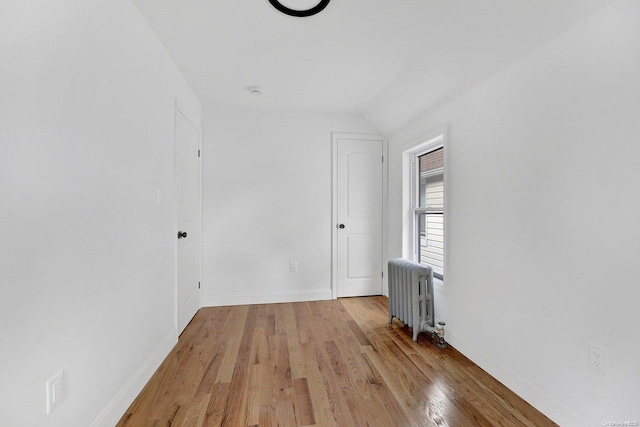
[387,258,434,342]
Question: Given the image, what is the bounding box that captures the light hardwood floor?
[117,297,556,427]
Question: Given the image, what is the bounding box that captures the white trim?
[382,137,389,297]
[201,289,332,307]
[174,101,202,335]
[90,332,177,427]
[173,99,179,336]
[445,328,596,427]
[403,127,448,294]
[331,133,388,299]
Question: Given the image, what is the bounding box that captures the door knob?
[178,231,188,239]
[338,224,345,229]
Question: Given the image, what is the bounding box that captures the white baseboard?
[90,331,177,427]
[201,288,332,307]
[446,328,596,427]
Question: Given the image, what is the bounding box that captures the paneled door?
[334,135,384,297]
[176,109,200,334]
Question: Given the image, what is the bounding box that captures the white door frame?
[331,133,388,299]
[174,101,202,336]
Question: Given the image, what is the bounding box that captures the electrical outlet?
[289,261,298,272]
[156,188,164,206]
[46,370,65,414]
[588,343,608,375]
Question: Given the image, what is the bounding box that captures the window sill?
[434,277,448,295]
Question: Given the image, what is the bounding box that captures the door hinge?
[382,156,384,162]
[198,281,201,289]
[381,271,384,278]
[198,149,201,157]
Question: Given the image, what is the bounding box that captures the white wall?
[201,107,378,306]
[386,0,640,425]
[0,1,200,426]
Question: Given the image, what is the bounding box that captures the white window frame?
[408,133,446,283]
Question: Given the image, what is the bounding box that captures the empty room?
[2,0,639,426]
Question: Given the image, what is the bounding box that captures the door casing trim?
[174,100,202,337]
[331,133,388,299]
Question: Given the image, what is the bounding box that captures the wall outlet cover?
[46,370,65,414]
[588,343,608,376]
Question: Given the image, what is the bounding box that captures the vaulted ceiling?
[132,0,615,134]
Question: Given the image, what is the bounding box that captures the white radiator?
[388,258,437,342]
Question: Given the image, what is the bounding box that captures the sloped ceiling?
[133,0,615,135]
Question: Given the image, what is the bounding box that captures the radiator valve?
[434,321,447,348]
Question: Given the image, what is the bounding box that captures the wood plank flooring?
[117,297,556,427]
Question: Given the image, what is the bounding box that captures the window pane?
[418,212,444,278]
[418,148,444,208]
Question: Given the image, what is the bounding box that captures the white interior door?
[176,109,200,334]
[335,136,384,297]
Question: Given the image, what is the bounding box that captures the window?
[412,138,444,280]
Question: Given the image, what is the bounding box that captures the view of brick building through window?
[419,146,444,172]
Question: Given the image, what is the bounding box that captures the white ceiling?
[132,0,615,134]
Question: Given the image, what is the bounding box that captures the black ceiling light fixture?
[268,0,331,17]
